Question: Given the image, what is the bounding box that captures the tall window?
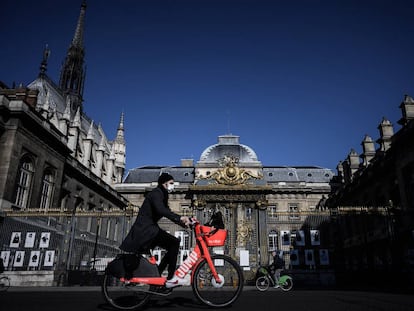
[40,169,55,211]
[106,219,111,239]
[224,208,231,221]
[289,203,300,219]
[15,157,34,209]
[114,221,119,242]
[86,217,92,232]
[245,207,252,220]
[268,230,278,250]
[267,205,278,218]
[181,204,192,216]
[175,230,190,250]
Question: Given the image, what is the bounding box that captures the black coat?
[119,186,182,253]
[272,255,284,269]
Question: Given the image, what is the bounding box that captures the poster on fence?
[29,251,40,267]
[310,230,320,246]
[290,249,300,265]
[25,232,36,248]
[295,230,305,246]
[13,251,25,267]
[239,250,249,267]
[1,251,10,268]
[39,232,51,248]
[319,249,330,265]
[10,232,21,248]
[281,230,291,246]
[305,249,315,266]
[44,250,55,267]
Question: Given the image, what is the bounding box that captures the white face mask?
[167,183,175,193]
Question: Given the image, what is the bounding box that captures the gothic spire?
[115,112,125,143]
[72,1,86,48]
[59,1,87,113]
[38,44,51,77]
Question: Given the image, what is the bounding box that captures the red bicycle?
[102,218,244,309]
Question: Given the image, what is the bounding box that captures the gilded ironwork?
[236,219,252,246]
[256,199,268,210]
[192,199,207,210]
[199,155,262,185]
[1,206,137,217]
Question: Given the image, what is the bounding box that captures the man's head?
[158,173,175,192]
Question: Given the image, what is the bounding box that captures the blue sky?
[1,0,414,174]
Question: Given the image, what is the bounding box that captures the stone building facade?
[0,2,129,286]
[116,135,335,283]
[327,95,414,287]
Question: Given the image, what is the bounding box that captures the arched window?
[40,169,55,211]
[14,157,34,209]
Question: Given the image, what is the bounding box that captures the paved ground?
[1,286,413,311]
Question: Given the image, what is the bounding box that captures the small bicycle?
[102,218,244,309]
[0,275,10,292]
[255,265,293,292]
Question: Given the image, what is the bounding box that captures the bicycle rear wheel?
[102,274,152,310]
[0,276,10,291]
[255,276,270,291]
[192,254,244,308]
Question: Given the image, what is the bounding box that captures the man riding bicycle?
[270,250,285,288]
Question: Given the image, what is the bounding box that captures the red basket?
[200,225,227,246]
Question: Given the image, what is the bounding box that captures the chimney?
[377,117,394,152]
[360,135,376,166]
[181,159,194,167]
[398,94,414,126]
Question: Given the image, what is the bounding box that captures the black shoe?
[155,286,173,295]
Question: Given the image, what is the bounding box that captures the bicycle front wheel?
[0,276,10,291]
[255,276,270,291]
[280,276,293,291]
[192,254,244,308]
[102,274,152,310]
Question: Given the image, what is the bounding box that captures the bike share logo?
[176,250,198,278]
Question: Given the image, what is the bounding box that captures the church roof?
[28,76,112,155]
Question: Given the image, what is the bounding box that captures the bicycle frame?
[260,267,277,286]
[258,266,291,285]
[119,220,222,286]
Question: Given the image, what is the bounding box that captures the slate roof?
[123,135,335,184]
[123,166,194,183]
[262,166,334,183]
[123,165,333,184]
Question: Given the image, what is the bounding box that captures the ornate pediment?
[198,155,262,186]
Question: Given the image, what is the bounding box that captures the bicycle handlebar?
[188,217,199,228]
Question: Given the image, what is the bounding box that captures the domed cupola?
[198,135,261,166]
